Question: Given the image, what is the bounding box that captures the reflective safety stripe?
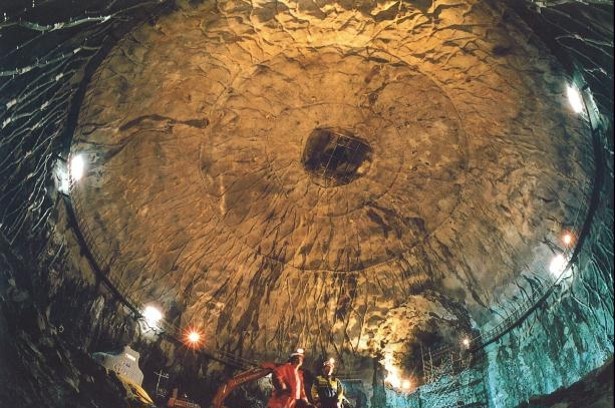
[314,376,340,399]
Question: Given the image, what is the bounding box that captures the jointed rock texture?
[72,0,592,372]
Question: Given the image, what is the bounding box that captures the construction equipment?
[212,363,278,408]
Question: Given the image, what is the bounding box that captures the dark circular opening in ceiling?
[301,127,373,187]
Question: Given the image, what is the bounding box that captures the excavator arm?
[211,362,277,408]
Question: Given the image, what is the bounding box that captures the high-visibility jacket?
[267,363,308,408]
[310,375,344,408]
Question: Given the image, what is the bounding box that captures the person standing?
[311,359,344,408]
[268,349,312,408]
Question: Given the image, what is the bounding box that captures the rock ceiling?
[71,0,591,371]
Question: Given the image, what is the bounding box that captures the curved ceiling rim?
[63,0,600,356]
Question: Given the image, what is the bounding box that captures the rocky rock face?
[0,241,154,408]
[72,0,590,375]
[521,359,614,408]
[483,173,614,407]
[478,1,614,406]
[0,0,611,407]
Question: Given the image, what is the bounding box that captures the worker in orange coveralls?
[267,348,314,408]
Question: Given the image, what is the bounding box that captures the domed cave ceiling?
[70,0,591,375]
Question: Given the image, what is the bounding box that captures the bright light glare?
[387,371,401,388]
[59,173,70,192]
[183,328,204,348]
[563,233,573,245]
[188,331,201,343]
[382,354,413,392]
[462,337,471,348]
[383,354,401,388]
[549,254,567,276]
[566,85,584,113]
[142,305,163,328]
[54,160,70,194]
[70,154,85,181]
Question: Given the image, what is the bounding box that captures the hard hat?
[323,357,335,368]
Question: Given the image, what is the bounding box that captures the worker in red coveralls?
[267,348,313,408]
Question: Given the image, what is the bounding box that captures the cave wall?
[0,233,153,408]
[480,1,614,406]
[0,0,612,407]
[384,365,488,407]
[382,1,614,406]
[378,167,613,406]
[0,1,191,406]
[484,182,613,407]
[371,1,615,404]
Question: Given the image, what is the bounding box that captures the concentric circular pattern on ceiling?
[71,0,591,362]
[199,50,467,272]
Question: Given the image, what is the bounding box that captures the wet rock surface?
[73,2,588,366]
[0,0,611,407]
[72,0,590,369]
[0,246,152,408]
[521,359,614,408]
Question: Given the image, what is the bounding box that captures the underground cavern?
[0,0,613,407]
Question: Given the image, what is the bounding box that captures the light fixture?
[462,337,471,348]
[402,380,411,390]
[142,305,163,329]
[69,154,85,181]
[188,331,201,343]
[184,328,204,348]
[549,254,567,276]
[563,233,573,246]
[566,84,584,113]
